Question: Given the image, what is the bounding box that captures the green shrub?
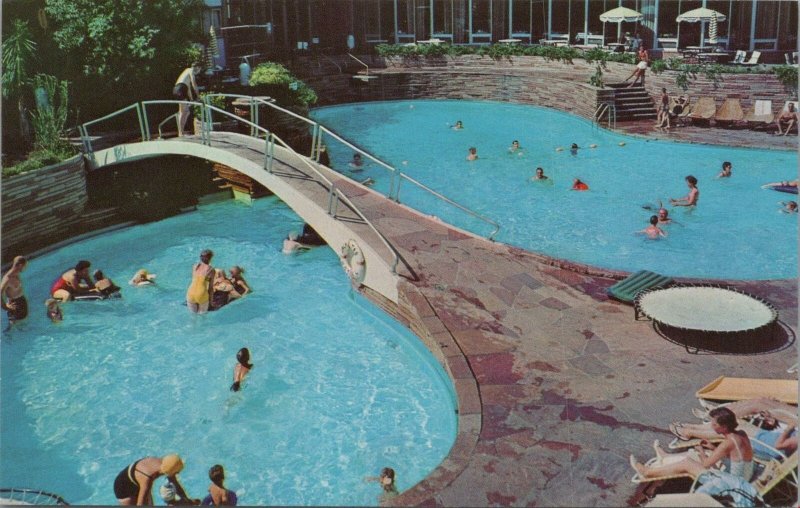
[249,62,317,107]
[774,65,799,93]
[2,146,76,178]
[649,59,667,74]
[30,74,73,153]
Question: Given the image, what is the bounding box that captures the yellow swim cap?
[160,454,184,476]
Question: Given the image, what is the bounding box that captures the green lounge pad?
[607,270,674,303]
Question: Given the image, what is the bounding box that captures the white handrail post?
[253,97,260,137]
[310,123,320,159]
[327,182,337,215]
[140,103,151,141]
[394,177,403,202]
[267,133,275,172]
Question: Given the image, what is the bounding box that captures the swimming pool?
[0,198,456,505]
[312,100,797,280]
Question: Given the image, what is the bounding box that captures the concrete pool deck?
[327,126,797,506]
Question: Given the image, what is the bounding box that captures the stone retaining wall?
[2,156,89,263]
[304,55,793,119]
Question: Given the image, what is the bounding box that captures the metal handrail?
[157,113,180,139]
[200,103,401,275]
[348,53,370,76]
[318,125,398,197]
[80,103,145,153]
[396,173,500,240]
[139,100,208,144]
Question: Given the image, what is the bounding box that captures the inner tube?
[771,185,798,195]
[340,239,366,285]
[73,294,107,301]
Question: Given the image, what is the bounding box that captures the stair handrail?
[592,103,608,129]
[79,103,147,153]
[347,53,370,76]
[318,52,343,73]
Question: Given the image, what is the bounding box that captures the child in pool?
[202,464,237,506]
[230,348,253,392]
[45,298,63,322]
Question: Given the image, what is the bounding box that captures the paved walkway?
[344,181,796,507]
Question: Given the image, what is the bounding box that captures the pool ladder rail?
[593,102,616,129]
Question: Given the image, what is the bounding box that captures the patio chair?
[607,270,674,304]
[744,100,774,127]
[631,448,707,484]
[690,452,798,506]
[713,98,744,124]
[644,493,724,507]
[673,98,693,127]
[688,97,717,123]
[731,50,746,64]
[739,50,761,67]
[695,376,798,407]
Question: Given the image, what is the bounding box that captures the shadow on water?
[653,319,796,355]
[0,335,93,504]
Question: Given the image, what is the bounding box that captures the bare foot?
[630,454,648,478]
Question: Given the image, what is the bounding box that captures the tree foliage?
[44,0,204,113]
[2,19,37,99]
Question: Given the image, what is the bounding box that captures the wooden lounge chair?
[645,493,724,507]
[739,50,761,67]
[744,99,774,127]
[607,270,674,305]
[713,98,744,124]
[689,97,716,123]
[695,376,798,406]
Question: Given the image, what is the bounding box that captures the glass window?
[511,0,532,36]
[433,0,454,35]
[754,0,778,39]
[397,0,417,38]
[471,0,492,34]
[550,0,570,37]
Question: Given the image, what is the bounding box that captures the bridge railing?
[197,93,499,240]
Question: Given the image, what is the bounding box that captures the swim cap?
[160,454,184,476]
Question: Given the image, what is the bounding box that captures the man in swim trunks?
[50,260,96,301]
[670,175,699,207]
[114,454,198,505]
[1,256,28,327]
[775,102,797,136]
[637,215,667,239]
[717,161,732,178]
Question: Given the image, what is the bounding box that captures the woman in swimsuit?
[114,454,198,505]
[210,269,236,310]
[230,348,253,392]
[631,407,754,482]
[229,266,251,297]
[186,250,214,314]
[51,260,96,301]
[1,256,28,327]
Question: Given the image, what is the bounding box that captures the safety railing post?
[394,177,402,202]
[266,134,275,173]
[78,125,90,155]
[310,123,320,159]
[141,103,151,141]
[253,99,260,137]
[135,103,146,142]
[249,100,256,137]
[327,182,337,215]
[82,124,94,155]
[388,170,396,200]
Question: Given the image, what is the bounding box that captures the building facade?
[208,0,796,61]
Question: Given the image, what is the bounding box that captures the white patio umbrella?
[708,12,718,44]
[599,7,643,44]
[677,8,726,48]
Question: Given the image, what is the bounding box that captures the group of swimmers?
[186,249,250,314]
[113,454,238,506]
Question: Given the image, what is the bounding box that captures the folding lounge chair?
[744,99,774,127]
[731,50,746,64]
[690,452,798,506]
[689,97,716,123]
[740,50,761,67]
[674,99,693,127]
[607,270,674,305]
[713,98,744,124]
[645,493,724,507]
[631,449,705,484]
[695,376,798,407]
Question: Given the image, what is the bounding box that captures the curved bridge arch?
[88,132,400,302]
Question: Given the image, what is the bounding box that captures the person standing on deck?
[173,62,202,136]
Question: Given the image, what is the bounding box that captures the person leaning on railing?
[173,62,201,136]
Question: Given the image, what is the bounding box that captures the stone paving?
[336,126,797,506]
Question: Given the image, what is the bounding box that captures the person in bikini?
[229,266,251,297]
[1,256,28,327]
[670,175,699,207]
[50,260,96,301]
[114,454,198,506]
[186,250,214,314]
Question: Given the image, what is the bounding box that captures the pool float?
[73,292,119,301]
[340,239,366,285]
[768,185,798,195]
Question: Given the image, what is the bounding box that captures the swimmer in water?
[670,175,699,207]
[230,347,253,392]
[570,143,579,156]
[717,161,732,178]
[571,178,589,191]
[466,147,478,161]
[509,140,522,153]
[349,153,364,171]
[637,215,667,239]
[45,298,63,322]
[452,120,463,130]
[781,201,798,213]
[531,167,549,181]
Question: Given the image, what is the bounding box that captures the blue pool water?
[0,198,456,505]
[312,100,797,280]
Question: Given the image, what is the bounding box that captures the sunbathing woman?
[631,407,754,481]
